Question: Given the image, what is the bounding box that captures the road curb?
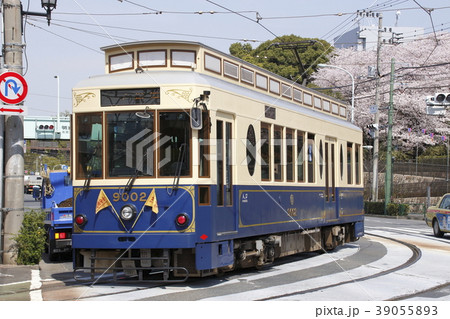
[365,213,424,220]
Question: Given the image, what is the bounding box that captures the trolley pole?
[2,0,25,264]
[371,13,383,202]
[385,58,395,213]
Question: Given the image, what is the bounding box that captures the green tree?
[229,35,333,85]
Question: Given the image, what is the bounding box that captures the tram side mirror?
[190,107,203,130]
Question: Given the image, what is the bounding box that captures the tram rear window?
[101,88,160,106]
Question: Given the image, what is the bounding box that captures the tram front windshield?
[76,111,191,179]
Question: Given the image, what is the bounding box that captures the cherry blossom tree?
[313,33,450,154]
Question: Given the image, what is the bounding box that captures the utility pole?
[2,0,25,264]
[269,41,318,85]
[371,13,383,202]
[385,58,395,213]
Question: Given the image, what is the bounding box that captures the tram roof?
[74,69,360,131]
[99,40,347,105]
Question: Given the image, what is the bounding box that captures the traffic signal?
[425,93,450,106]
[435,93,450,104]
[366,124,378,138]
[37,124,55,130]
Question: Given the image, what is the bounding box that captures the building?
[24,116,70,140]
[334,25,424,51]
[23,116,71,174]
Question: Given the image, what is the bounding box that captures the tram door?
[324,139,337,221]
[215,115,236,234]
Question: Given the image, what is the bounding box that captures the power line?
[256,5,450,21]
[29,17,264,46]
[206,0,280,40]
[26,21,103,54]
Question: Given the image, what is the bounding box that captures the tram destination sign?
[101,88,160,106]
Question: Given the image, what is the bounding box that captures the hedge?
[364,201,410,216]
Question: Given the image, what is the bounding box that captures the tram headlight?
[120,204,137,221]
[75,214,87,227]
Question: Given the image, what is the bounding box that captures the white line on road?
[30,269,42,301]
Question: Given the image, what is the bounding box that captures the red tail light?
[175,213,189,227]
[55,232,67,239]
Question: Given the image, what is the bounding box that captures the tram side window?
[199,112,210,178]
[246,125,256,176]
[355,144,361,184]
[286,129,294,182]
[297,131,305,182]
[217,120,224,205]
[319,140,324,180]
[76,114,103,179]
[340,144,344,180]
[107,112,155,177]
[274,126,283,181]
[347,142,353,184]
[159,111,191,177]
[261,123,271,181]
[307,133,315,183]
[225,122,233,206]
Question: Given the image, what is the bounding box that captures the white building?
[334,25,424,51]
[24,116,70,140]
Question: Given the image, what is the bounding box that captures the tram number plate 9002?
[112,192,148,202]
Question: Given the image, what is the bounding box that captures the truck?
[24,174,43,194]
[42,170,73,261]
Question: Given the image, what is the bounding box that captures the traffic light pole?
[2,0,25,264]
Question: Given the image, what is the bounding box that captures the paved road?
[2,215,449,307]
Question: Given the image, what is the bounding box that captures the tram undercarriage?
[73,223,358,282]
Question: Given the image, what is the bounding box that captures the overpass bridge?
[23,116,71,173]
[24,116,70,140]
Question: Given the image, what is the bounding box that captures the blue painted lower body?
[72,184,364,273]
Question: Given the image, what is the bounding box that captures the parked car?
[426,193,450,238]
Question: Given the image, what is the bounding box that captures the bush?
[364,201,385,215]
[364,201,410,216]
[13,210,47,265]
[386,203,410,216]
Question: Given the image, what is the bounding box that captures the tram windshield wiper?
[171,143,187,193]
[83,173,91,192]
[124,169,140,194]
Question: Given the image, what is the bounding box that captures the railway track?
[38,229,450,301]
[259,232,422,300]
[52,233,420,301]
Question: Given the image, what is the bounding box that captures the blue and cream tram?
[71,40,364,281]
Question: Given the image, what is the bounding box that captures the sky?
[5,0,449,117]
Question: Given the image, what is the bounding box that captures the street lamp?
[22,0,57,26]
[54,75,60,136]
[318,64,355,123]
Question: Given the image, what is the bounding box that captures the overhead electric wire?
[256,5,450,21]
[29,17,264,46]
[111,0,259,16]
[26,21,103,54]
[205,0,279,40]
[28,18,138,42]
[27,1,450,81]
